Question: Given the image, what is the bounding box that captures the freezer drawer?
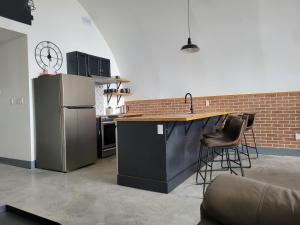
[64,108,97,171]
[61,75,95,107]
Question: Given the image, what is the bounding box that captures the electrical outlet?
[157,124,164,135]
[205,100,210,107]
[296,134,300,141]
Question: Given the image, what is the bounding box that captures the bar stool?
[205,114,252,169]
[203,115,236,169]
[204,115,235,139]
[242,113,259,159]
[196,115,248,195]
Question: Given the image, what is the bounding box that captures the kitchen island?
[114,112,231,193]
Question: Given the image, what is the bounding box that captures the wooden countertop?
[96,113,143,119]
[114,112,232,122]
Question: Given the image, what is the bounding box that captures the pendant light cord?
[188,0,191,38]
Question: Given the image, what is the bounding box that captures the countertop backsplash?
[95,85,105,115]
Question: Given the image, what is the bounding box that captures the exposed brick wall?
[126,91,300,149]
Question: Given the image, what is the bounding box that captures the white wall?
[0,34,31,161]
[80,0,300,100]
[0,0,120,162]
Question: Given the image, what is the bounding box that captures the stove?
[97,116,117,158]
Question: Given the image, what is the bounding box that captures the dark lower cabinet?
[0,0,33,25]
[117,118,218,193]
[67,51,111,77]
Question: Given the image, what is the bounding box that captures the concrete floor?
[1,155,300,225]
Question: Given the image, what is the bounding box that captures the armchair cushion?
[201,174,300,225]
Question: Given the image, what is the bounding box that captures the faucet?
[185,93,194,114]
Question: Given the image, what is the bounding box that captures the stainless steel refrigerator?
[34,74,97,172]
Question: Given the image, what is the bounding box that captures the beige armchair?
[199,174,300,225]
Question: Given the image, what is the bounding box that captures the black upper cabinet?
[0,0,33,25]
[88,55,99,76]
[67,51,111,77]
[78,53,88,76]
[100,59,111,77]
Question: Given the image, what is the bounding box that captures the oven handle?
[101,121,116,125]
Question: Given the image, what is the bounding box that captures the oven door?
[101,121,116,157]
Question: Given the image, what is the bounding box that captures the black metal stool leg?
[196,144,203,184]
[221,148,225,168]
[202,148,210,195]
[241,139,245,153]
[235,147,244,176]
[225,148,234,175]
[209,149,214,181]
[221,148,229,169]
[212,148,229,171]
[252,128,259,158]
[242,133,252,168]
[243,128,259,160]
[223,148,229,170]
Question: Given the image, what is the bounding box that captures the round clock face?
[35,41,63,73]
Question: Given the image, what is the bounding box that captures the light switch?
[17,97,24,105]
[205,100,210,107]
[9,97,14,105]
[157,124,164,135]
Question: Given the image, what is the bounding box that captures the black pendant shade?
[181,0,199,53]
[181,37,200,53]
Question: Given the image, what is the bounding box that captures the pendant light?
[181,0,200,53]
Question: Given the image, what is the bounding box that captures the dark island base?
[116,117,220,193]
[118,163,197,193]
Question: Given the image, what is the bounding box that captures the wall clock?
[35,41,63,74]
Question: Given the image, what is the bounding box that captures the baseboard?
[250,147,300,157]
[0,157,35,169]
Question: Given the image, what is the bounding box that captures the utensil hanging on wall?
[27,0,36,11]
[181,0,200,53]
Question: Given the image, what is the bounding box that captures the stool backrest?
[224,115,248,145]
[243,113,255,128]
[222,115,235,133]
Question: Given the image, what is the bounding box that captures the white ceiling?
[79,0,300,99]
[0,28,24,45]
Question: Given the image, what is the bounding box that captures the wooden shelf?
[92,75,132,104]
[92,76,130,85]
[113,78,130,83]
